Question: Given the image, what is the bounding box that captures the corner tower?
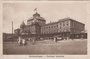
[27,8,46,26]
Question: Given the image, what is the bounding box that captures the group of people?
[17,36,27,46]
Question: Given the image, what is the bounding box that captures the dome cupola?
[33,12,40,18]
[20,21,25,29]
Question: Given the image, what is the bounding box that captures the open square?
[3,39,87,55]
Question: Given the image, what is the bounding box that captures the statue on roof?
[34,8,37,13]
[33,8,40,18]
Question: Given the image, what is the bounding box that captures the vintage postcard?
[2,0,90,1]
[0,1,90,59]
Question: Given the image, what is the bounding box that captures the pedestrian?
[55,37,57,43]
[22,39,26,46]
[18,36,22,46]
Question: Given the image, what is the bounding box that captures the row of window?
[41,21,69,30]
[41,29,70,34]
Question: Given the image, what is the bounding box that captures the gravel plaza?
[3,39,87,55]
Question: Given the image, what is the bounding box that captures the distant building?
[14,10,86,40]
[3,33,17,41]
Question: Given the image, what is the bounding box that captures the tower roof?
[20,21,25,28]
[33,12,40,17]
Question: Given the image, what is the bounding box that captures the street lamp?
[12,21,13,41]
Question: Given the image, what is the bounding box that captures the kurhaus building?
[14,11,86,40]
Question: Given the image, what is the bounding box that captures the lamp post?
[12,21,13,41]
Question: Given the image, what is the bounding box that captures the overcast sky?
[3,0,89,1]
[3,2,88,33]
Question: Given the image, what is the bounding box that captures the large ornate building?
[14,11,86,40]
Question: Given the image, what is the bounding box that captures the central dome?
[33,12,40,17]
[27,11,46,26]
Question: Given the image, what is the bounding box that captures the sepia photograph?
[3,2,87,55]
[2,0,90,1]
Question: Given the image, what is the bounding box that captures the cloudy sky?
[3,2,88,33]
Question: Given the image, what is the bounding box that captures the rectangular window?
[52,26,53,28]
[60,23,61,25]
[57,25,58,27]
[60,26,61,29]
[67,21,68,26]
[54,26,55,29]
[63,23,65,26]
[49,26,50,28]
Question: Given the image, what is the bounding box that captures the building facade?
[14,12,86,40]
